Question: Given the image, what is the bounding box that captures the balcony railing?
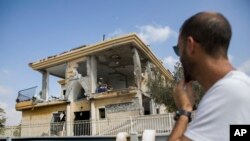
[0,113,175,138]
[16,86,37,103]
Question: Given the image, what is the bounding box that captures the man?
[168,12,250,141]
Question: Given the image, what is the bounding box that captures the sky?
[0,0,249,126]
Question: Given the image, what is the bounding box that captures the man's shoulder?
[203,70,250,102]
[215,70,250,89]
[204,70,250,104]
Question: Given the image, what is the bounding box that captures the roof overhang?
[29,33,172,79]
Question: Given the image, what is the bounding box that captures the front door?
[74,111,90,136]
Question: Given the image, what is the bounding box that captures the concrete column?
[66,104,72,136]
[132,48,142,89]
[87,56,97,94]
[41,70,49,101]
[90,56,97,93]
[91,100,96,135]
[87,55,97,135]
[132,48,143,115]
[150,99,156,115]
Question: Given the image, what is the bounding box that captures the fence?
[0,113,175,138]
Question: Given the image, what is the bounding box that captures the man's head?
[175,12,232,82]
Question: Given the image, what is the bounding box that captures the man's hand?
[168,80,195,141]
[173,80,196,112]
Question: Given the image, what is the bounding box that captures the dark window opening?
[144,110,150,115]
[63,90,66,96]
[77,61,87,77]
[156,108,159,114]
[52,111,66,122]
[76,88,86,100]
[74,111,90,121]
[142,95,150,115]
[99,108,106,119]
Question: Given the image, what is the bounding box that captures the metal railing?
[0,113,175,138]
[16,86,37,102]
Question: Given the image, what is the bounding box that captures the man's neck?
[196,57,234,91]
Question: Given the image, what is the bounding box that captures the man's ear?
[186,36,196,56]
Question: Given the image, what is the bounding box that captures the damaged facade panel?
[15,33,172,136]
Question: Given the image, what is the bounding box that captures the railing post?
[29,122,31,137]
[130,116,133,133]
[48,123,51,136]
[98,119,100,135]
[169,113,173,133]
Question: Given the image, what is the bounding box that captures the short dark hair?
[180,12,232,58]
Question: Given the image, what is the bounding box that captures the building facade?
[15,33,172,136]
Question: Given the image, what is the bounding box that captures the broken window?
[50,111,65,136]
[76,87,86,100]
[52,111,65,122]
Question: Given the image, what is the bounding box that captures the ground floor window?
[50,111,65,136]
[99,108,106,119]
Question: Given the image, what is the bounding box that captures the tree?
[148,62,205,112]
[0,107,6,135]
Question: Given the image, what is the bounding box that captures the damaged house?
[15,33,173,137]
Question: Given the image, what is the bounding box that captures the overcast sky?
[0,0,249,126]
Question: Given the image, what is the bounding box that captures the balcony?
[15,86,67,111]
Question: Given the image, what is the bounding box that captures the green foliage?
[173,62,184,83]
[0,107,6,135]
[148,62,205,112]
[148,71,176,112]
[13,124,21,137]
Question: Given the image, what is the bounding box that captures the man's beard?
[180,49,195,82]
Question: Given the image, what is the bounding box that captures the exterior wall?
[94,94,139,120]
[18,34,174,137]
[71,100,90,113]
[21,104,67,137]
[92,94,139,135]
[141,61,152,94]
[66,57,87,81]
[65,57,91,102]
[70,99,90,121]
